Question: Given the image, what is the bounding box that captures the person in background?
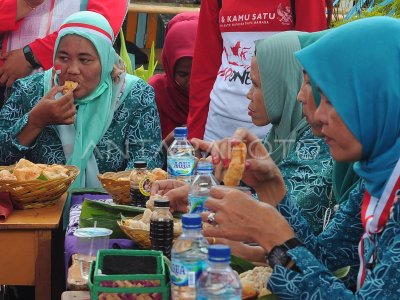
[0,11,163,188]
[187,0,330,141]
[149,12,199,147]
[0,0,44,32]
[0,0,128,105]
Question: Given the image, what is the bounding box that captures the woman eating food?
[0,11,163,188]
[199,17,400,298]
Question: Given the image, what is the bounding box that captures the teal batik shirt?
[0,73,163,172]
[270,182,400,298]
[279,128,334,233]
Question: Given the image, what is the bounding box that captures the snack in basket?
[122,209,182,236]
[62,80,78,94]
[6,158,70,181]
[223,142,247,186]
[0,170,17,181]
[42,165,69,180]
[239,266,273,298]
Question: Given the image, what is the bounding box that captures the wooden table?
[0,195,67,300]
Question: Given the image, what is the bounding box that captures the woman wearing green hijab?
[247,31,334,233]
[0,11,163,188]
[297,31,360,207]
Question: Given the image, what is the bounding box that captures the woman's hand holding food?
[17,86,75,147]
[150,179,190,213]
[202,186,295,253]
[30,86,76,128]
[192,128,286,206]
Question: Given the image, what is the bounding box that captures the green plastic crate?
[88,249,170,300]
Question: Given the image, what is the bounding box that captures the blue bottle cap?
[197,161,213,173]
[174,127,188,137]
[208,245,231,262]
[181,214,202,229]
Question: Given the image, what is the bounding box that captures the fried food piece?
[13,167,42,181]
[151,168,167,181]
[62,80,78,94]
[14,158,36,169]
[0,170,17,181]
[42,165,69,180]
[223,142,247,186]
[239,266,273,297]
[241,279,258,300]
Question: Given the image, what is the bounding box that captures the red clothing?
[0,0,22,32]
[188,0,327,139]
[29,0,128,70]
[149,13,199,139]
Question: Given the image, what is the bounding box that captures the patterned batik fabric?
[270,182,400,298]
[0,73,163,173]
[279,128,334,233]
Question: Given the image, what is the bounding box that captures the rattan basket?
[97,171,131,205]
[118,214,182,249]
[0,165,79,209]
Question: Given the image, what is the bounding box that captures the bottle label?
[171,260,206,287]
[139,176,151,197]
[189,195,208,214]
[167,157,195,177]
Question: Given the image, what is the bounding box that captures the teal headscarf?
[298,30,360,205]
[255,31,309,165]
[296,17,400,198]
[43,11,139,188]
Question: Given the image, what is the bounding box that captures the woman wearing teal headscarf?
[0,11,163,188]
[248,31,334,233]
[298,30,360,208]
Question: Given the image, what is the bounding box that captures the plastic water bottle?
[196,245,242,300]
[171,214,209,300]
[167,127,195,183]
[189,161,219,214]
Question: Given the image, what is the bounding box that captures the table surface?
[0,194,67,229]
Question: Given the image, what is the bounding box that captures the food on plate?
[223,142,247,186]
[148,168,167,183]
[0,170,17,181]
[62,80,78,94]
[239,266,273,298]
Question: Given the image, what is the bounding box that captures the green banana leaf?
[119,29,133,75]
[134,41,158,82]
[230,255,256,274]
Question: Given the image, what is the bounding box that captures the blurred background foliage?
[332,0,400,26]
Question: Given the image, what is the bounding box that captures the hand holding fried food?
[223,141,247,186]
[62,80,78,94]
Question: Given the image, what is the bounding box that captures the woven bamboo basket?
[0,165,79,209]
[97,171,131,205]
[118,214,182,249]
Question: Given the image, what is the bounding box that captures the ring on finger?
[207,212,217,226]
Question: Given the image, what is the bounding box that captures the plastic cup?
[74,227,113,279]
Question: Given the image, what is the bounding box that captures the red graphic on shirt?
[218,41,252,84]
[277,3,293,25]
[221,41,252,68]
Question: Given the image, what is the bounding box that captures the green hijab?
[43,11,139,188]
[255,31,309,165]
[298,30,360,204]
